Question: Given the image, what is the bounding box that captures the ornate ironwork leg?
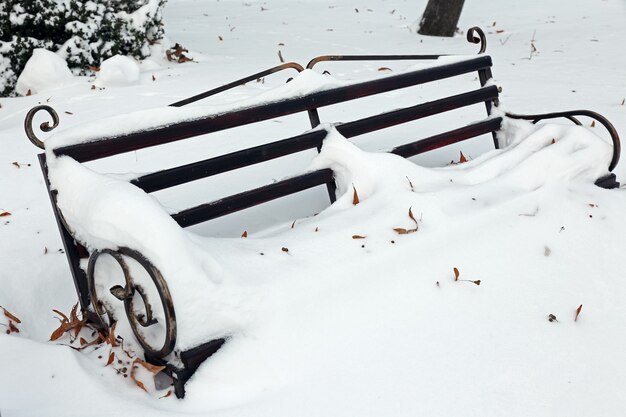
[87,247,177,358]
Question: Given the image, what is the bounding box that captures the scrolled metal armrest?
[24,105,59,149]
[170,62,305,107]
[506,110,621,171]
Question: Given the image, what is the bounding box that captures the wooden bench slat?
[391,117,503,158]
[133,86,498,193]
[171,168,335,228]
[168,118,502,228]
[334,85,498,138]
[54,56,493,162]
[132,130,327,193]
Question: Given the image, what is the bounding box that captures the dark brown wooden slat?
[133,86,498,193]
[172,169,334,228]
[132,130,327,193]
[335,86,498,138]
[54,56,493,162]
[391,117,503,158]
[169,117,501,228]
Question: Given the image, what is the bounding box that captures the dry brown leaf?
[377,67,392,72]
[130,358,148,392]
[352,185,359,205]
[50,323,67,341]
[166,43,193,64]
[575,304,583,321]
[459,151,468,163]
[2,307,21,324]
[453,267,460,281]
[159,390,172,399]
[136,358,166,374]
[26,89,32,96]
[130,364,148,392]
[70,303,79,323]
[393,228,408,235]
[551,138,556,144]
[0,211,11,217]
[80,337,88,346]
[52,309,69,322]
[77,334,104,351]
[91,85,96,90]
[352,235,366,239]
[106,321,119,347]
[8,322,19,333]
[73,319,85,337]
[241,230,248,238]
[408,207,417,227]
[590,121,596,128]
[106,351,115,366]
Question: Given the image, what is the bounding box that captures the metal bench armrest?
[505,110,621,171]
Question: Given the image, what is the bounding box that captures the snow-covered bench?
[25,27,620,397]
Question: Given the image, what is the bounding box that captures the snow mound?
[15,49,73,95]
[95,55,140,87]
[45,119,612,356]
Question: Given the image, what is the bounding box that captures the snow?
[44,121,612,355]
[1,0,626,416]
[15,49,74,95]
[95,55,141,88]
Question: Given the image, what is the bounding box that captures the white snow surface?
[2,0,626,416]
[45,122,612,354]
[15,49,74,95]
[94,55,141,88]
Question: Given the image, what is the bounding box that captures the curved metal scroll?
[170,62,305,107]
[467,27,487,54]
[306,54,444,70]
[306,27,488,71]
[24,105,59,149]
[87,247,177,357]
[506,110,621,171]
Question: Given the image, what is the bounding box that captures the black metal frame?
[25,26,621,398]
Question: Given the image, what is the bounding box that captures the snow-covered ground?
[1,1,626,416]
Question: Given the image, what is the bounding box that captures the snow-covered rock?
[15,49,73,96]
[95,55,141,88]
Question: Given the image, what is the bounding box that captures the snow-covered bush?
[0,0,165,96]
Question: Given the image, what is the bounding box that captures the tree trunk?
[418,0,465,37]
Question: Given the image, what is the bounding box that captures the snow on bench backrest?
[48,55,500,228]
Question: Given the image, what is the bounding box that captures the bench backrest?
[51,54,500,229]
[38,52,500,312]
